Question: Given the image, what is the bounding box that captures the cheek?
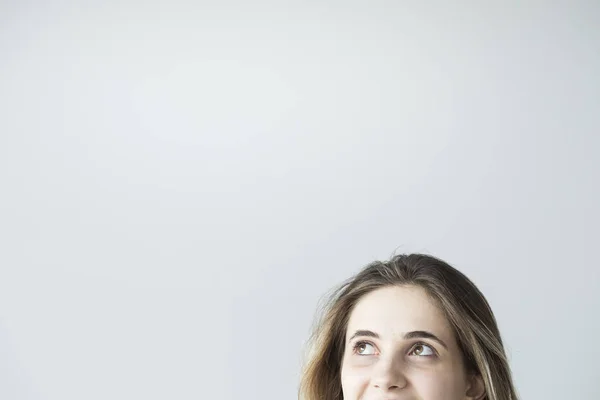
[408,367,469,400]
[341,360,370,398]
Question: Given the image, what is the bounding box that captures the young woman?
[299,253,518,400]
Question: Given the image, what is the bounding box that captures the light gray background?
[1,1,599,399]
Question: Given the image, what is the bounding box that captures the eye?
[409,343,436,357]
[353,341,377,356]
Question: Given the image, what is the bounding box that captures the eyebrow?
[348,329,448,350]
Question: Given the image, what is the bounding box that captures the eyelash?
[352,340,438,358]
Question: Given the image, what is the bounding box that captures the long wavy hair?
[299,253,518,400]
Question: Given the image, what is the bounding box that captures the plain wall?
[1,1,599,399]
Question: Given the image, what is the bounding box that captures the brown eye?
[410,343,434,357]
[353,341,376,355]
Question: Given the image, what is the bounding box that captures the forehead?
[346,285,452,337]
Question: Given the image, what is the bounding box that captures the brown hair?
[298,253,518,400]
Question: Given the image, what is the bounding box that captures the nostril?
[374,384,400,390]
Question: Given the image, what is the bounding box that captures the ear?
[465,373,486,400]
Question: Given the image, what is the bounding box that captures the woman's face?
[340,285,483,400]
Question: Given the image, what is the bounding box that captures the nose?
[371,357,407,391]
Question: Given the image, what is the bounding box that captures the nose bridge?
[371,351,406,389]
